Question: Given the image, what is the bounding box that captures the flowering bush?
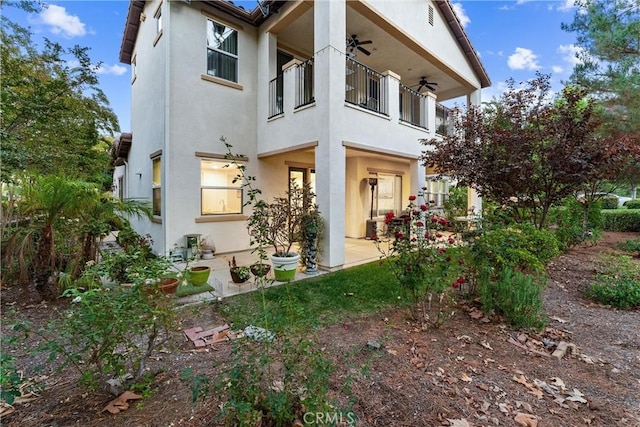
[373,192,465,323]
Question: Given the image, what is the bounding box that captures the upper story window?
[206,19,238,82]
[200,159,243,215]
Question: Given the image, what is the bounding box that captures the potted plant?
[250,262,271,277]
[229,256,251,284]
[247,181,315,282]
[187,265,211,286]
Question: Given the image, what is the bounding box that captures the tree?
[562,0,640,195]
[0,1,119,185]
[420,73,613,229]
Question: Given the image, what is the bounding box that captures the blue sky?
[4,0,582,134]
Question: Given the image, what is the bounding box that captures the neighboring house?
[113,0,490,270]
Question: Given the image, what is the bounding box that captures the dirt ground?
[2,232,639,426]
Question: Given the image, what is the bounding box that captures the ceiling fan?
[347,34,373,56]
[415,76,438,92]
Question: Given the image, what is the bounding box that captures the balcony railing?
[345,58,388,115]
[399,83,428,129]
[269,75,284,118]
[295,58,314,108]
[435,103,453,136]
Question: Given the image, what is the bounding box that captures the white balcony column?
[426,92,437,134]
[410,157,425,200]
[257,31,277,124]
[314,0,347,269]
[282,59,302,115]
[383,70,400,122]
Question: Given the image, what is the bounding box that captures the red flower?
[395,231,404,239]
[452,282,460,289]
[438,218,448,225]
[457,277,465,284]
[409,195,417,201]
[403,216,411,223]
[384,211,396,224]
[431,216,438,223]
[436,233,443,238]
[416,221,424,227]
[413,210,420,216]
[420,204,428,211]
[448,237,455,244]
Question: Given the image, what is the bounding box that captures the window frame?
[206,18,239,83]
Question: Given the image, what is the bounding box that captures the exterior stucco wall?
[367,0,481,89]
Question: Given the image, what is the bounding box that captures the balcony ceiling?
[275,3,480,102]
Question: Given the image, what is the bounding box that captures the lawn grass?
[220,260,405,332]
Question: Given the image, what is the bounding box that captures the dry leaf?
[447,418,471,427]
[566,388,587,403]
[481,341,493,350]
[549,377,566,390]
[550,315,567,324]
[386,349,397,355]
[514,412,538,427]
[460,372,473,383]
[498,402,511,414]
[101,391,142,414]
[515,401,533,412]
[512,374,529,385]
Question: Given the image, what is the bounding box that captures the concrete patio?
[176,237,382,305]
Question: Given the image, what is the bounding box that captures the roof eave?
[435,0,491,89]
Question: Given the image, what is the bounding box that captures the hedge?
[601,196,619,210]
[602,209,640,232]
[624,199,640,209]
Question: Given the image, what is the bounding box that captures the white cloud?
[558,44,583,66]
[451,3,470,28]
[95,64,128,76]
[557,0,577,12]
[507,47,541,70]
[552,65,564,73]
[39,4,86,38]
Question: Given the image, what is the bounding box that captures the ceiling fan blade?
[426,84,436,91]
[357,46,371,56]
[358,40,372,45]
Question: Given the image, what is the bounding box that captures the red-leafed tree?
[421,73,634,229]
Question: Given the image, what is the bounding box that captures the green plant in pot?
[229,256,251,283]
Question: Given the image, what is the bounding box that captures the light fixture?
[368,178,378,220]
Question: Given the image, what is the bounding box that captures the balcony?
[345,58,388,115]
[399,83,428,129]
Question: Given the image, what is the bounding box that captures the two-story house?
[112,0,490,270]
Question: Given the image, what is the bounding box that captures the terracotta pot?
[158,277,179,294]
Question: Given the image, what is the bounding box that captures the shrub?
[600,195,619,210]
[623,199,640,209]
[618,238,640,256]
[477,267,546,330]
[548,198,602,251]
[601,210,640,232]
[471,223,559,273]
[13,286,176,390]
[587,254,640,309]
[588,279,640,309]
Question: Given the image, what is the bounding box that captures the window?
[201,160,243,215]
[152,157,161,216]
[206,19,238,82]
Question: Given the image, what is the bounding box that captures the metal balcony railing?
[399,83,428,129]
[268,75,284,118]
[295,58,314,108]
[345,58,388,115]
[435,103,454,136]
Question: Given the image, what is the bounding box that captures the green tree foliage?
[421,73,610,229]
[0,1,119,185]
[562,0,640,194]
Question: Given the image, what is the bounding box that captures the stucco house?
[112,0,490,270]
